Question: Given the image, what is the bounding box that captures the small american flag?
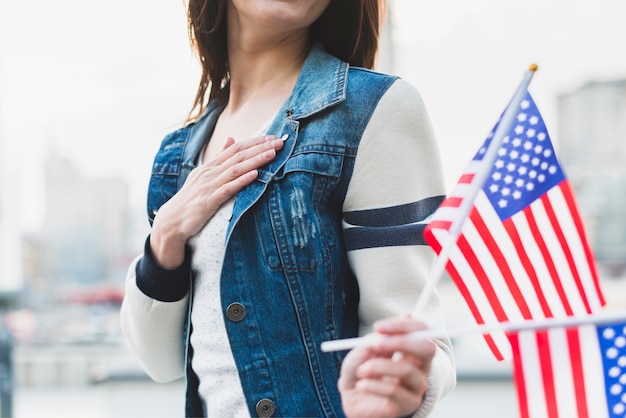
[510,321,626,418]
[424,91,605,360]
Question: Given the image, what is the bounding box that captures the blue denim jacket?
[142,45,399,417]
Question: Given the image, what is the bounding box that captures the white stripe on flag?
[549,188,604,311]
[440,230,498,319]
[579,325,610,417]
[473,192,547,319]
[528,200,588,314]
[517,200,587,315]
[463,218,523,320]
[510,214,568,318]
[432,206,461,223]
[549,328,577,418]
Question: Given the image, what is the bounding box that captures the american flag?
[423,91,605,360]
[510,321,626,418]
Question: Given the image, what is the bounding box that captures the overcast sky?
[1,0,626,232]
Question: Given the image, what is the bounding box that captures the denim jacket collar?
[286,43,348,120]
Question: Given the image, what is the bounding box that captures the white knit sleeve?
[120,255,189,383]
[342,78,456,415]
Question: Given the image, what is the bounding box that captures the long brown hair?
[185,0,385,121]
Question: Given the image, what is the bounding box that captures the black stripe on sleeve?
[344,223,428,250]
[343,195,444,227]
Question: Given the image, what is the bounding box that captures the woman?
[120,0,456,417]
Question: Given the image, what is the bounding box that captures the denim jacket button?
[226,303,246,322]
[255,399,275,417]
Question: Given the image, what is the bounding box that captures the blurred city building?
[40,154,130,289]
[558,79,626,276]
[5,154,147,393]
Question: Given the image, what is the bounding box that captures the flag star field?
[474,99,566,221]
[598,323,626,417]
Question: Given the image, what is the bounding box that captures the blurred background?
[1,0,626,416]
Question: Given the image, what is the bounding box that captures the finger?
[354,378,423,414]
[212,135,280,166]
[357,358,429,394]
[375,338,436,373]
[338,346,377,390]
[217,140,284,184]
[208,169,260,208]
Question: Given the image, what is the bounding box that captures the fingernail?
[280,134,288,141]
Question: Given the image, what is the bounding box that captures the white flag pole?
[411,64,539,318]
[321,310,626,353]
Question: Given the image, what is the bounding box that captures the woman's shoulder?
[380,78,427,109]
[343,66,399,105]
[346,68,425,109]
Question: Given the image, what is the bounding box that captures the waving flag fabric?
[423,91,605,360]
[510,321,626,418]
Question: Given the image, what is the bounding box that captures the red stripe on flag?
[444,255,507,361]
[440,197,463,208]
[565,328,589,418]
[426,220,453,235]
[503,219,554,318]
[457,234,510,323]
[481,332,505,362]
[536,331,559,418]
[541,192,592,313]
[470,210,533,319]
[523,206,574,316]
[458,173,475,184]
[509,333,530,418]
[446,261,504,361]
[423,224,448,254]
[559,182,606,306]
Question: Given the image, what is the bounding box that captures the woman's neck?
[225,26,310,114]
